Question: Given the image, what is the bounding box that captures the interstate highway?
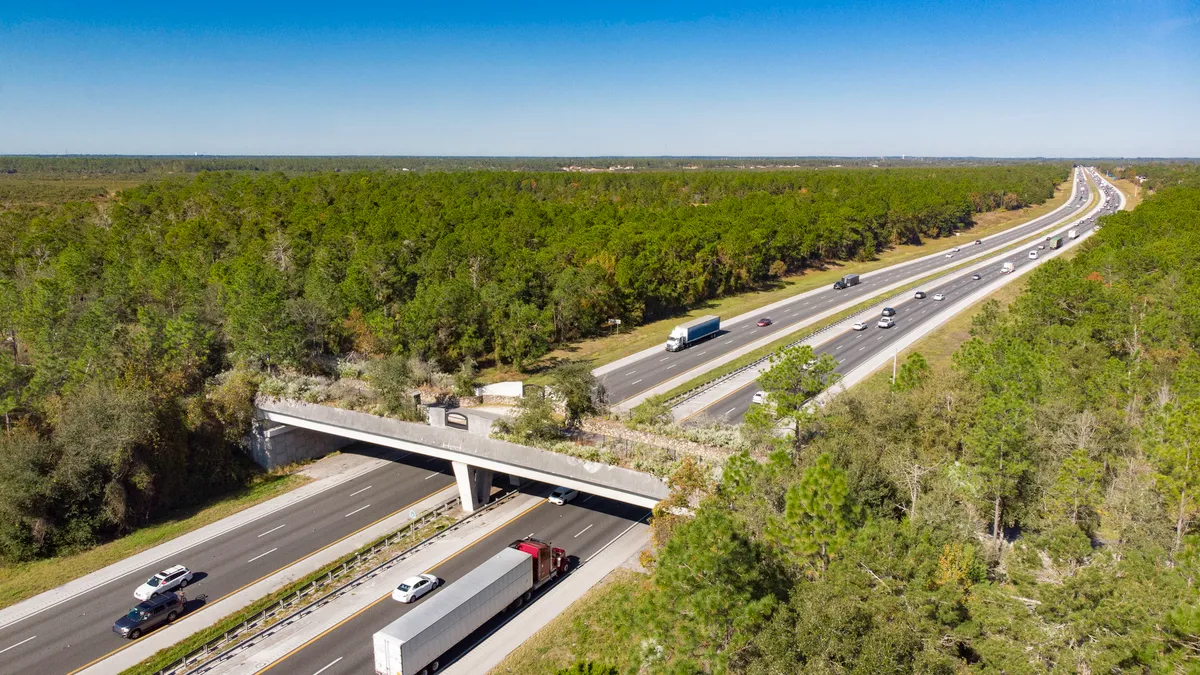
[0,446,455,675]
[599,168,1092,404]
[247,489,649,675]
[693,173,1120,424]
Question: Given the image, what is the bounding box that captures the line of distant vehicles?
[661,226,1088,353]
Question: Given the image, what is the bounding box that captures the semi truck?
[373,538,569,675]
[665,315,720,352]
[832,273,860,290]
[1048,236,1063,250]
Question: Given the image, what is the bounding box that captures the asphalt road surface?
[0,445,456,675]
[693,175,1119,424]
[600,169,1091,404]
[255,488,650,675]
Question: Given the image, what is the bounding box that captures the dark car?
[756,317,773,327]
[113,592,183,639]
[974,239,982,245]
[914,291,926,299]
[881,307,896,317]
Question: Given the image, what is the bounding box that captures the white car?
[549,486,579,505]
[878,317,895,329]
[852,321,868,331]
[933,293,945,301]
[952,246,960,252]
[392,574,440,603]
[944,253,953,258]
[1028,250,1038,260]
[134,565,193,600]
[751,391,767,404]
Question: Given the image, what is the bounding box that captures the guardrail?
[663,176,1108,412]
[154,490,519,675]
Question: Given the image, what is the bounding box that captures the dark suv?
[113,592,183,639]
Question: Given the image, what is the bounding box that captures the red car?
[756,317,773,327]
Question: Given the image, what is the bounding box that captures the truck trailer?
[665,315,720,352]
[1068,228,1079,239]
[373,539,569,675]
[1048,236,1063,250]
[833,273,860,290]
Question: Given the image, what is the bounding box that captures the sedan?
[974,239,982,245]
[878,317,895,329]
[971,273,982,281]
[751,391,767,404]
[852,321,868,331]
[392,574,440,603]
[1038,244,1046,250]
[944,253,953,258]
[881,307,896,317]
[756,317,773,327]
[549,486,579,505]
[914,290,926,299]
[933,293,945,301]
[952,246,960,252]
[1028,250,1039,260]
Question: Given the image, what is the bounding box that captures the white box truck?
[373,538,568,675]
[1001,262,1015,274]
[1069,228,1079,239]
[665,315,720,352]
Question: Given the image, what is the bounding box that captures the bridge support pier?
[453,461,493,513]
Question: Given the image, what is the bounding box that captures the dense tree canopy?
[0,164,1060,560]
[540,179,1200,673]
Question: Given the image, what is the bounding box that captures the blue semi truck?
[665,315,720,352]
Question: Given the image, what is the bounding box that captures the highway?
[692,172,1120,424]
[0,445,456,675]
[599,168,1092,404]
[251,488,650,675]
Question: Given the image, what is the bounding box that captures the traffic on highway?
[598,168,1093,405]
[0,447,456,675]
[689,170,1121,424]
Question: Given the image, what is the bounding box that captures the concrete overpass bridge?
[252,399,670,512]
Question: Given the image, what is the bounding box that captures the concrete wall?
[248,420,355,469]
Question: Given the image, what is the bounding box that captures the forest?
[0,164,1061,562]
[548,178,1200,673]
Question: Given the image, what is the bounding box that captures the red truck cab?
[510,538,569,588]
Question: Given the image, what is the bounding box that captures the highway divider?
[125,490,528,675]
[612,169,1091,411]
[666,171,1105,420]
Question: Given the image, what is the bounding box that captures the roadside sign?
[409,509,417,519]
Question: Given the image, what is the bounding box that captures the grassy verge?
[0,473,310,610]
[479,180,1075,385]
[660,175,1099,411]
[490,569,650,675]
[121,513,457,675]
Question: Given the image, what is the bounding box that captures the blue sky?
[1,1,1197,156]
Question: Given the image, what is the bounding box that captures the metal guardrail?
[663,178,1108,412]
[154,490,519,675]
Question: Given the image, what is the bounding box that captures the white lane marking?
[659,357,669,362]
[586,512,652,563]
[424,472,439,480]
[835,344,842,350]
[877,335,884,340]
[697,351,708,356]
[580,495,594,503]
[349,485,372,497]
[344,504,371,518]
[725,407,737,415]
[246,548,278,564]
[574,524,594,538]
[0,635,36,655]
[257,524,286,538]
[312,657,344,675]
[859,346,866,352]
[528,532,536,539]
[626,370,636,375]
[630,378,643,386]
[666,364,677,370]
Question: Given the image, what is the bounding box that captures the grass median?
[479,179,1076,385]
[661,178,1100,413]
[0,472,310,611]
[120,512,458,675]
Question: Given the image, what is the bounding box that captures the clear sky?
[1,1,1197,156]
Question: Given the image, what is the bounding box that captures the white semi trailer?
[373,538,569,675]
